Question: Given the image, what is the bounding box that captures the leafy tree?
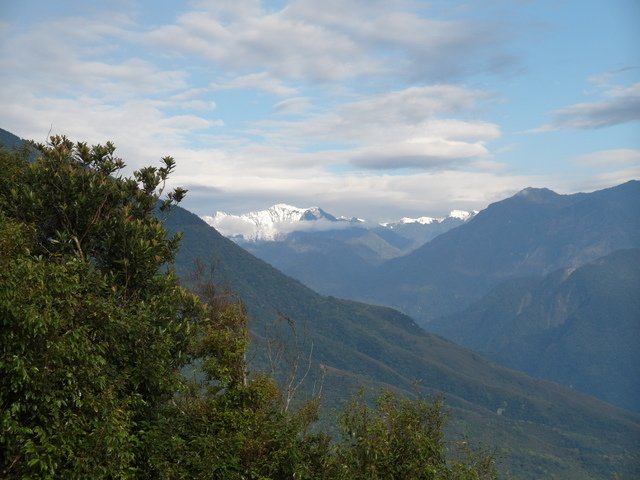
[0,138,323,478]
[1,137,497,479]
[0,138,199,477]
[326,390,497,480]
[140,266,329,480]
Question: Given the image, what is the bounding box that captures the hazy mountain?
[358,181,640,324]
[205,203,475,246]
[208,204,476,295]
[374,209,476,251]
[203,203,362,241]
[163,205,640,479]
[430,248,640,412]
[0,128,25,150]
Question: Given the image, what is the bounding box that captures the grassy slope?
[163,206,640,479]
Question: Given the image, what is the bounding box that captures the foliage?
[327,391,497,480]
[0,138,196,478]
[1,137,498,479]
[139,264,329,479]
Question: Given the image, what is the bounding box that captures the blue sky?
[1,0,638,221]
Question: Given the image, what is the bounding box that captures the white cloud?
[286,0,516,81]
[258,85,492,142]
[348,139,489,170]
[145,1,515,83]
[575,149,640,167]
[273,97,314,115]
[569,167,640,194]
[0,88,217,176]
[0,14,180,97]
[211,72,299,96]
[536,81,640,131]
[247,85,499,170]
[178,165,548,221]
[166,89,217,111]
[146,8,377,82]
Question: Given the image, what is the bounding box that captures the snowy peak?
[203,204,478,242]
[381,210,477,228]
[203,204,353,241]
[244,203,337,225]
[448,209,477,221]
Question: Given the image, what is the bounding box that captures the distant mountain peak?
[448,209,477,221]
[380,210,477,228]
[202,203,351,241]
[515,187,560,203]
[204,204,477,242]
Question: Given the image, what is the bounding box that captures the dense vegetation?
[0,138,497,479]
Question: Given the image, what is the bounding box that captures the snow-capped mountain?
[202,203,480,301]
[379,209,477,228]
[202,204,476,242]
[202,203,362,241]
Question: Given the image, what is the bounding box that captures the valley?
[164,200,640,478]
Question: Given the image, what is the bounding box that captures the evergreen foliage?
[0,138,496,479]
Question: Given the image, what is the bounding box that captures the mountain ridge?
[430,248,640,412]
[356,180,640,323]
[204,203,476,242]
[162,203,640,478]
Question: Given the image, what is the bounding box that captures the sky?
[1,0,639,221]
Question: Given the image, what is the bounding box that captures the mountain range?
[204,203,475,244]
[163,204,640,479]
[204,204,477,294]
[334,182,640,323]
[3,127,639,478]
[207,181,640,414]
[208,182,640,330]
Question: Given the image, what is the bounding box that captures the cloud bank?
[0,0,637,221]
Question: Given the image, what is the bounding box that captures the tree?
[0,138,325,479]
[0,137,198,477]
[140,262,329,480]
[326,390,497,480]
[1,137,498,479]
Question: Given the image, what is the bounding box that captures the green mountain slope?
[163,205,640,479]
[431,248,640,412]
